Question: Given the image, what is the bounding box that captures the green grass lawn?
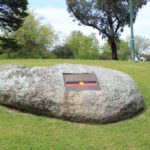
[0,59,150,150]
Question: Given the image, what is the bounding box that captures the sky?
[28,0,150,44]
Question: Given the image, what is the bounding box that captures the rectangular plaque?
[63,73,100,92]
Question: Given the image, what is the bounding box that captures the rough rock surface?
[0,64,144,123]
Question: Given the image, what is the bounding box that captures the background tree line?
[0,0,150,61]
[66,0,148,60]
[0,12,150,61]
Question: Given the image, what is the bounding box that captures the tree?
[52,44,75,59]
[143,54,150,61]
[5,13,57,58]
[0,0,28,31]
[66,0,148,60]
[0,0,28,50]
[66,31,100,59]
[127,35,150,60]
[100,39,130,60]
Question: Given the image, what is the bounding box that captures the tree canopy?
[0,0,28,50]
[66,31,100,59]
[0,0,28,31]
[52,30,100,59]
[52,44,75,59]
[66,0,148,60]
[2,13,57,58]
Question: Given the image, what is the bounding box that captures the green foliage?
[118,40,130,60]
[52,31,100,59]
[0,0,28,50]
[99,44,112,60]
[0,53,8,59]
[52,44,75,59]
[0,60,150,150]
[66,31,100,59]
[66,0,148,60]
[0,0,28,31]
[100,39,130,60]
[0,37,21,54]
[4,13,57,59]
[143,54,150,61]
[45,52,57,59]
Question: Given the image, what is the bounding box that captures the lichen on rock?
[0,64,145,124]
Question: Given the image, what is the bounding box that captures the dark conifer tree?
[0,0,28,51]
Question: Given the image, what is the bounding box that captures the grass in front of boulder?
[0,59,150,150]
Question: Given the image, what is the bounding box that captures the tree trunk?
[109,38,118,60]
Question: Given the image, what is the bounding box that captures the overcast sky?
[28,0,150,44]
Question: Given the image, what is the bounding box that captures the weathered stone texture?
[0,64,144,123]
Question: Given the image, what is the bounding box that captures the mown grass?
[0,59,150,150]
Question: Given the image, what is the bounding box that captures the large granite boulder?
[0,64,144,123]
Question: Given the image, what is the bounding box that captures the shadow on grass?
[1,102,146,126]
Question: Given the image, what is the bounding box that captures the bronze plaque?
[63,73,100,92]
